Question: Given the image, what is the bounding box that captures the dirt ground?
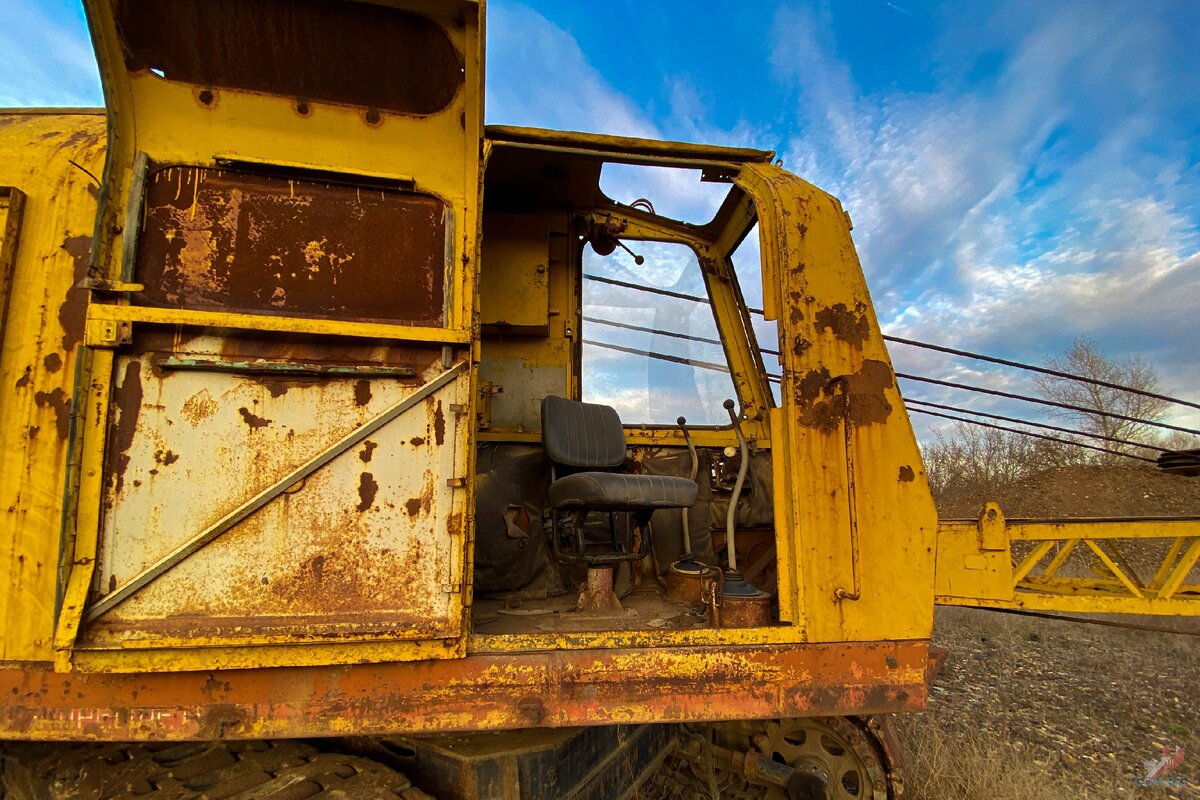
[900,464,1200,800]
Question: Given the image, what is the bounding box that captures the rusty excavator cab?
[0,1,1195,798]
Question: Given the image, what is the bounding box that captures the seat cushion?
[541,395,627,469]
[549,472,698,511]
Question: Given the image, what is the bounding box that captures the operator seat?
[541,395,697,564]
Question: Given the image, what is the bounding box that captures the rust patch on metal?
[14,366,31,390]
[357,472,379,512]
[307,555,326,581]
[216,333,443,376]
[237,407,271,430]
[108,361,144,496]
[180,388,219,426]
[814,302,869,347]
[43,353,63,374]
[261,380,291,399]
[154,449,180,466]
[792,360,894,430]
[58,128,103,151]
[359,441,377,463]
[59,235,92,351]
[433,400,445,446]
[410,436,425,446]
[134,165,447,326]
[404,469,435,518]
[0,641,928,740]
[115,0,463,115]
[353,380,372,407]
[898,465,915,482]
[33,388,71,440]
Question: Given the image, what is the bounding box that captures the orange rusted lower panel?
[0,641,927,741]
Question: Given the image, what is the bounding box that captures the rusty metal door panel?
[114,0,463,116]
[135,166,449,326]
[84,335,467,646]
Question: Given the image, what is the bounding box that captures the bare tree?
[1032,338,1168,463]
[922,422,1077,502]
[1159,431,1200,452]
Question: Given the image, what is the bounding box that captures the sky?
[4,0,1199,443]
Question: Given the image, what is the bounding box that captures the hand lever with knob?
[722,399,750,574]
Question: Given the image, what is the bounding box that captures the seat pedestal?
[575,566,623,614]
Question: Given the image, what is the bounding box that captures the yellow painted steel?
[44,0,488,669]
[69,637,466,675]
[84,303,472,347]
[735,165,940,641]
[936,503,1200,615]
[0,111,107,663]
[1,1,1193,747]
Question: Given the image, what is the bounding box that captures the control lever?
[705,398,771,628]
[664,415,715,606]
[677,416,699,559]
[615,239,645,265]
[722,399,750,573]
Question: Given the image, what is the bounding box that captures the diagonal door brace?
[85,361,468,622]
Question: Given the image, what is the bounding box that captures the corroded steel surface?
[136,165,448,326]
[88,338,468,644]
[116,0,463,115]
[0,641,928,741]
[936,503,1200,615]
[0,112,108,662]
[735,164,941,643]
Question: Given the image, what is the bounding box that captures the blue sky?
[4,0,1199,440]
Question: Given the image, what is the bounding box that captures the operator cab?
[474,128,782,634]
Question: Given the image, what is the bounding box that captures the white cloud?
[0,0,101,107]
[486,3,656,138]
[770,2,1200,437]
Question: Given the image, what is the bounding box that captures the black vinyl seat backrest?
[541,395,626,470]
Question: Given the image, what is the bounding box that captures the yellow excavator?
[0,1,1195,797]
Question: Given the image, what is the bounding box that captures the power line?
[582,337,1186,461]
[909,407,1158,463]
[584,314,781,356]
[584,340,731,374]
[885,335,1200,412]
[897,373,1200,437]
[585,312,1199,436]
[585,316,718,349]
[906,398,1170,453]
[584,336,1158,462]
[584,273,715,308]
[582,273,1200,413]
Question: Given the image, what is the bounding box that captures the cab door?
[57,0,483,665]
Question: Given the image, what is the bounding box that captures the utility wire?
[583,338,1164,462]
[583,273,1200,413]
[971,607,1200,638]
[584,273,715,308]
[584,340,731,374]
[885,335,1200,412]
[587,319,1198,437]
[905,399,1171,453]
[585,314,781,356]
[897,373,1200,437]
[909,407,1158,463]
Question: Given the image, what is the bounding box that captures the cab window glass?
[582,241,736,425]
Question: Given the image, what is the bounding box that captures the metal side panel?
[81,338,470,648]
